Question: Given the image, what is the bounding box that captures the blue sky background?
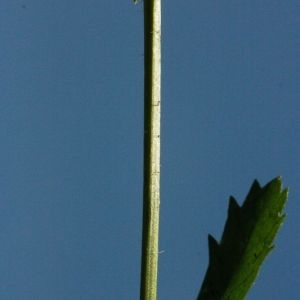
[1,1,299,299]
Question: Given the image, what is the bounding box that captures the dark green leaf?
[197,177,288,300]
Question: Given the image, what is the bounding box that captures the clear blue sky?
[1,1,299,299]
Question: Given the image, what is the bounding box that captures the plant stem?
[140,0,161,300]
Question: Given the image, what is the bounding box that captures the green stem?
[140,0,161,300]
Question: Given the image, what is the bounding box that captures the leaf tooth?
[208,234,220,263]
[228,196,240,214]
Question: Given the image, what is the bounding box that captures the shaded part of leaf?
[197,235,222,300]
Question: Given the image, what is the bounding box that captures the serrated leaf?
[197,177,288,300]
